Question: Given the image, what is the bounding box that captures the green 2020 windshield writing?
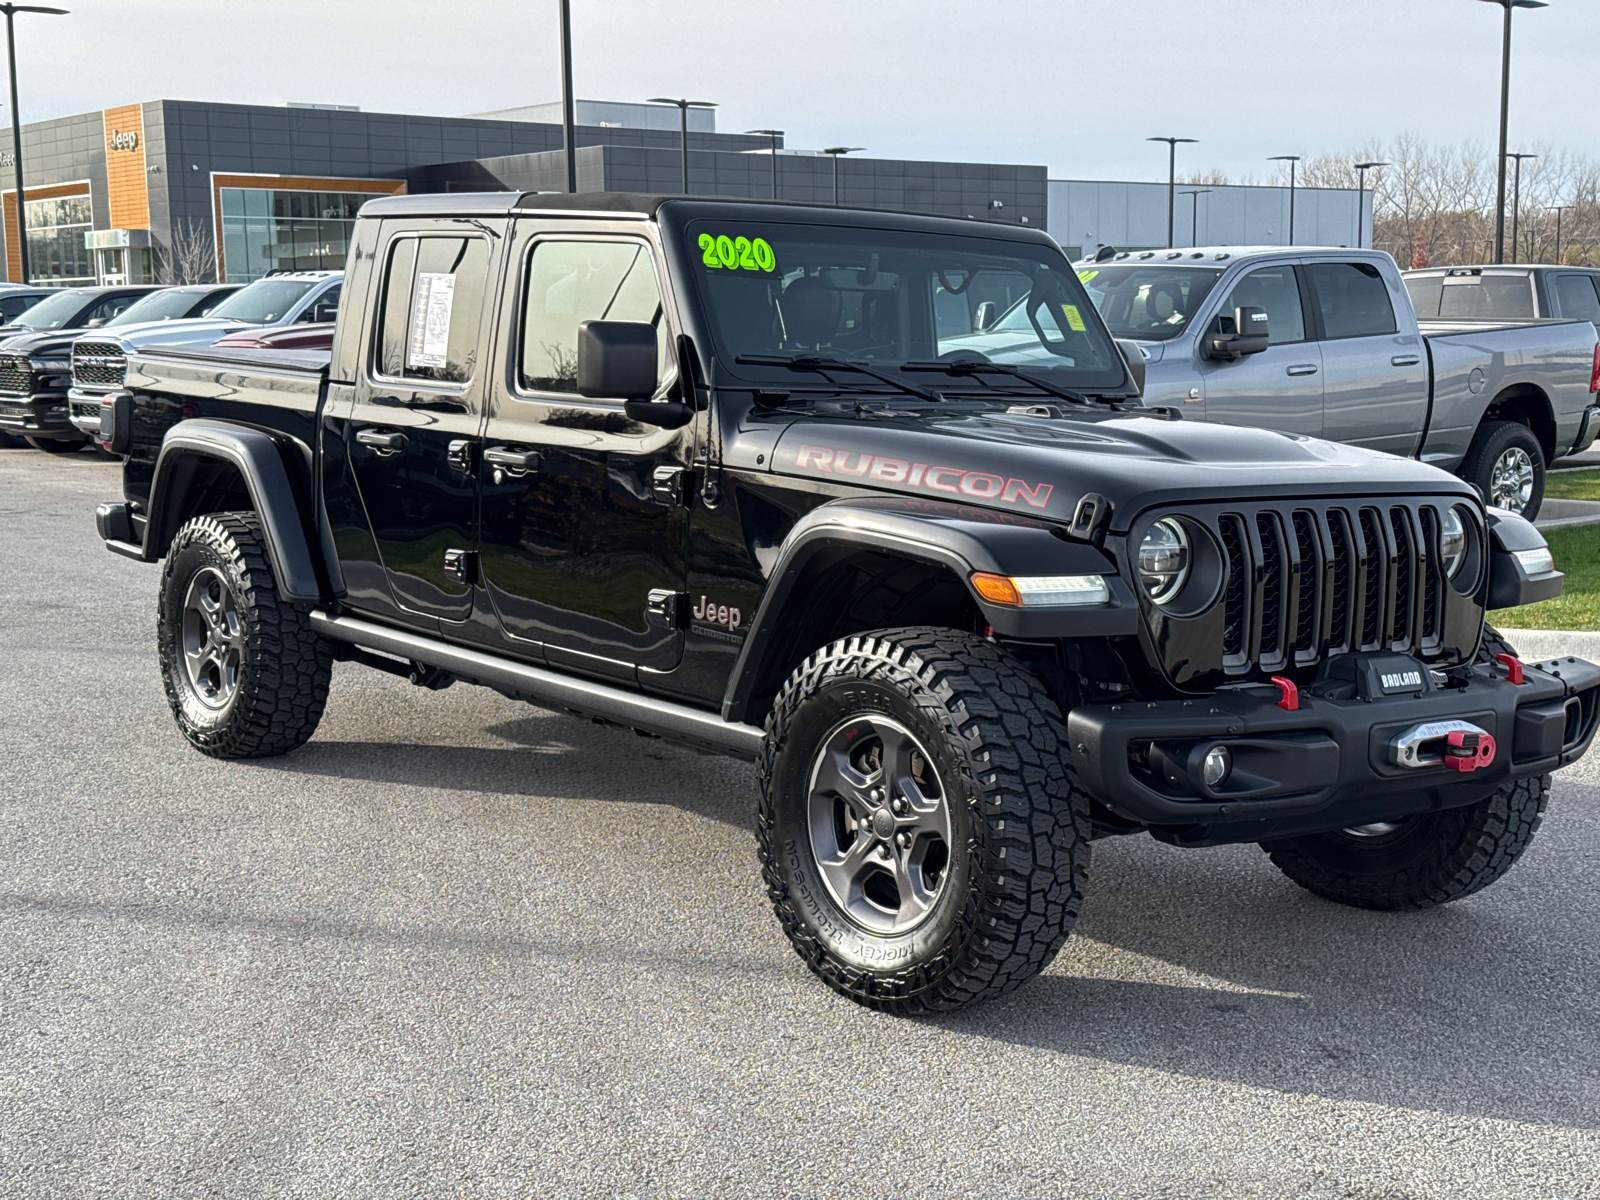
[698,233,776,272]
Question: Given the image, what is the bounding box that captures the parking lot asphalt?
[2,444,1598,1200]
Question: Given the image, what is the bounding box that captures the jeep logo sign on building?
[107,129,140,152]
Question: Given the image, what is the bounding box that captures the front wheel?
[1260,775,1549,910]
[25,436,83,453]
[158,511,332,758]
[757,628,1092,1015]
[1461,420,1544,519]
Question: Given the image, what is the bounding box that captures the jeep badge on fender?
[95,190,1599,1017]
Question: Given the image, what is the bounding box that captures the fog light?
[1202,744,1232,788]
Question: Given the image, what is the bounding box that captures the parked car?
[68,271,342,437]
[95,191,1598,1015]
[1065,247,1600,518]
[1404,264,1600,334]
[0,284,162,450]
[210,321,335,351]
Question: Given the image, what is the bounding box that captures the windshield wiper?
[902,359,1117,406]
[736,354,944,403]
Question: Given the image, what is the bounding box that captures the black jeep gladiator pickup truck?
[95,192,1600,1014]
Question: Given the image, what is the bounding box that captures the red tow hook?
[1444,730,1497,772]
[1271,676,1299,711]
[1496,653,1525,685]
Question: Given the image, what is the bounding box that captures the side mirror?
[1115,339,1145,396]
[1203,305,1271,360]
[85,317,107,328]
[312,303,338,323]
[974,300,998,332]
[577,320,658,400]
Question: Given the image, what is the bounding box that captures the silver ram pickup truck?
[1050,247,1600,519]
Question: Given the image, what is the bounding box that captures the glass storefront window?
[25,193,94,287]
[218,187,381,283]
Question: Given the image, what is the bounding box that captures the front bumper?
[1068,653,1600,846]
[0,393,76,440]
[68,386,122,435]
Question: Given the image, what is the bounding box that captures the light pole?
[647,97,717,193]
[746,128,783,199]
[1269,155,1302,244]
[1548,204,1571,264]
[1507,151,1537,263]
[1147,136,1196,248]
[822,146,863,206]
[1178,188,1210,245]
[1354,160,1388,249]
[557,0,575,193]
[1482,0,1547,263]
[1,4,67,285]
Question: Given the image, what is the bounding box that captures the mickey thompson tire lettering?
[756,627,1092,1015]
[157,511,332,760]
[1260,774,1550,910]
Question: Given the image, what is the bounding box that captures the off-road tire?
[757,627,1092,1015]
[1461,419,1544,519]
[158,511,332,758]
[1260,774,1549,910]
[25,436,82,453]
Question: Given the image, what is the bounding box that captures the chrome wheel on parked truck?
[1462,420,1545,518]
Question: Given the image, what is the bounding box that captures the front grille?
[0,352,30,396]
[1175,498,1462,680]
[71,341,126,389]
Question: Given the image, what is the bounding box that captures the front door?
[1197,262,1323,438]
[476,226,693,679]
[345,219,500,626]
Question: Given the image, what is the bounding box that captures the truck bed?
[124,344,330,410]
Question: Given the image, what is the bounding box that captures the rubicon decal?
[793,445,1053,509]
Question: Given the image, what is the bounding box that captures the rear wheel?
[757,627,1091,1014]
[158,511,331,758]
[1461,420,1544,519]
[1260,775,1549,910]
[25,436,82,453]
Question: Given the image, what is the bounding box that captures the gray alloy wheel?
[805,714,952,935]
[1341,821,1407,838]
[179,566,247,712]
[1488,445,1535,514]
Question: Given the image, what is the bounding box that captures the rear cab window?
[1438,272,1534,320]
[1403,273,1444,319]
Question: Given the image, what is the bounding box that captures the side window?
[86,294,140,324]
[1306,262,1398,340]
[1220,265,1305,344]
[520,240,668,395]
[1552,274,1600,324]
[1403,274,1443,319]
[376,236,490,383]
[0,295,29,320]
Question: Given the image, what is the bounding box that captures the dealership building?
[0,96,1366,287]
[0,99,1047,287]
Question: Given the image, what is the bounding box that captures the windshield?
[104,289,204,327]
[10,288,95,331]
[682,221,1125,390]
[208,278,318,324]
[1077,264,1224,341]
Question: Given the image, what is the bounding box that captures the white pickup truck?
[1067,247,1600,518]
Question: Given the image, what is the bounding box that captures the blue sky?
[26,0,1597,180]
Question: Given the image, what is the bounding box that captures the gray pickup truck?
[1065,248,1600,519]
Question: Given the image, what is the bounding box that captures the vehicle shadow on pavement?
[938,839,1599,1130]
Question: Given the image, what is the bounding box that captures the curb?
[1493,627,1600,663]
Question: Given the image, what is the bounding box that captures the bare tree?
[156,219,217,285]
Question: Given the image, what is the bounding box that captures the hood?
[91,318,254,351]
[0,329,81,358]
[757,405,1475,531]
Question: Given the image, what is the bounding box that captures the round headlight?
[1138,518,1190,604]
[1440,507,1468,579]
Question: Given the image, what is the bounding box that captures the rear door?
[344,219,501,628]
[475,223,694,679]
[1309,259,1429,455]
[1197,261,1323,437]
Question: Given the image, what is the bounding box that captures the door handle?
[1391,354,1422,366]
[355,428,406,453]
[483,447,541,470]
[1286,364,1319,376]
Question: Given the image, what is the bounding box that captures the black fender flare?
[720,497,1139,723]
[143,419,325,603]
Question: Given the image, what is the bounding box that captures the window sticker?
[1060,303,1087,332]
[407,271,456,369]
[698,232,775,272]
[1076,269,1099,284]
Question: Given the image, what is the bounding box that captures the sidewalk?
[1534,497,1600,530]
[1494,626,1600,662]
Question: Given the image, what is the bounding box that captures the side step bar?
[310,611,765,761]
